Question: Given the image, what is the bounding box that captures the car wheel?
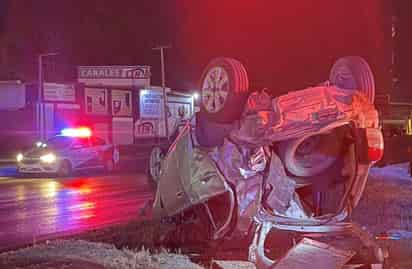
[278,127,346,177]
[199,57,250,123]
[329,56,375,103]
[105,159,115,173]
[58,160,72,177]
[149,146,164,186]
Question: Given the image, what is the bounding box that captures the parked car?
[16,127,119,177]
[151,57,388,267]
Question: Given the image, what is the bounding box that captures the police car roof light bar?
[61,127,92,138]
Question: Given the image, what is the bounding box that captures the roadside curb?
[0,257,106,269]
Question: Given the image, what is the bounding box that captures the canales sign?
[77,66,151,87]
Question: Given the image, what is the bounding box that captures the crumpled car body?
[153,85,385,268]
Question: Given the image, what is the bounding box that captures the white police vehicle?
[16,128,119,177]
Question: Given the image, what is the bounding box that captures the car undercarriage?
[151,57,387,268]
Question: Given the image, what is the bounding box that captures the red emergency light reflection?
[63,178,92,194]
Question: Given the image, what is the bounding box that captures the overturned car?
[151,57,386,268]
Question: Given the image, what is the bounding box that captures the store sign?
[78,66,151,79]
[134,119,158,138]
[78,66,151,88]
[85,88,108,115]
[139,89,163,119]
[111,90,132,116]
[43,83,75,102]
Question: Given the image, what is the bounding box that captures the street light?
[38,52,59,101]
[37,52,59,140]
[152,45,171,140]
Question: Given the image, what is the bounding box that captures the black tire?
[278,127,345,177]
[329,56,375,103]
[58,160,72,177]
[148,146,164,186]
[199,57,250,123]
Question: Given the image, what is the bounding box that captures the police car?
[16,127,119,177]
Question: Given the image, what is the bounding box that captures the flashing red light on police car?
[61,127,92,138]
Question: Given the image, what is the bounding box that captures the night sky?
[0,0,410,99]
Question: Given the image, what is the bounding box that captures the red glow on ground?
[63,178,92,194]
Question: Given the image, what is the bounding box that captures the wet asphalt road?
[0,167,153,251]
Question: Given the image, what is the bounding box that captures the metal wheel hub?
[333,65,357,90]
[201,66,230,113]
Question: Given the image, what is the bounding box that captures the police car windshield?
[46,136,73,149]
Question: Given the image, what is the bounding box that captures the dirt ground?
[2,163,412,268]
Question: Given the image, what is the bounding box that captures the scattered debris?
[272,238,355,269]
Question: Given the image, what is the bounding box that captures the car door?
[69,138,92,169]
[89,136,108,166]
[153,125,231,218]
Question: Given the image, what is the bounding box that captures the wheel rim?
[287,130,342,176]
[150,147,163,182]
[296,135,321,155]
[201,66,230,113]
[332,65,357,90]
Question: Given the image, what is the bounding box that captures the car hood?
[24,148,58,158]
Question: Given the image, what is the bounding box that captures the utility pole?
[37,52,59,140]
[152,45,171,140]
